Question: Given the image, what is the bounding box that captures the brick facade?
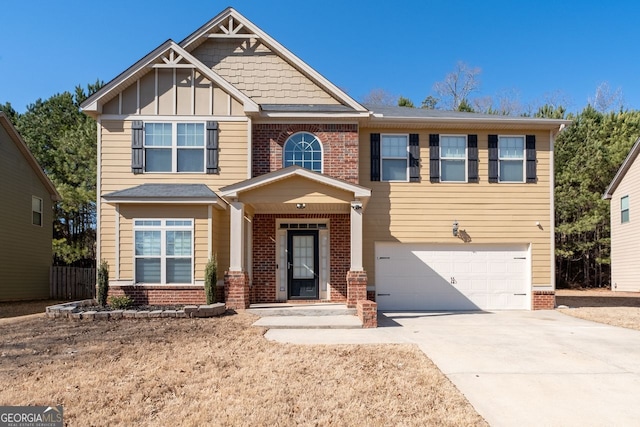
[225,271,250,309]
[346,270,368,308]
[107,285,206,305]
[532,291,555,310]
[251,213,350,304]
[252,123,359,183]
[357,300,378,328]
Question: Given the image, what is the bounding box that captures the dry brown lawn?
[557,288,640,331]
[0,312,486,426]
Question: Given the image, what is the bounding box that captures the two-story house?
[81,7,569,311]
[0,112,60,301]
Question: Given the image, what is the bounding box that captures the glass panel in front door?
[293,235,314,279]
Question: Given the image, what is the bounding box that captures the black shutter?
[429,134,440,183]
[526,134,537,183]
[370,133,380,181]
[488,134,499,183]
[409,133,420,182]
[206,121,219,174]
[468,134,479,183]
[131,120,144,174]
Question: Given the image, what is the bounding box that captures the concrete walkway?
[266,310,640,427]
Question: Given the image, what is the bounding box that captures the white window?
[440,136,467,182]
[134,219,193,284]
[144,123,205,172]
[381,134,408,181]
[499,136,525,182]
[32,196,42,226]
[283,132,323,172]
[621,196,630,223]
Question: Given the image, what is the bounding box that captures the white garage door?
[375,243,529,311]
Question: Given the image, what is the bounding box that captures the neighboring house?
[0,112,60,301]
[604,137,640,292]
[81,7,569,311]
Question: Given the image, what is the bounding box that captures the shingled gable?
[178,7,367,113]
[80,40,258,116]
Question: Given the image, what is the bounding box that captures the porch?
[220,166,372,310]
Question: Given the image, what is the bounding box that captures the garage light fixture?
[296,203,306,209]
[453,220,459,237]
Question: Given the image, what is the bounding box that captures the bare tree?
[433,61,481,110]
[361,88,397,106]
[523,90,573,116]
[590,81,624,112]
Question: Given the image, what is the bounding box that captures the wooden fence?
[50,267,96,300]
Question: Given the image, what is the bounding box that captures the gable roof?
[0,113,60,201]
[179,7,367,113]
[603,136,640,200]
[220,165,371,200]
[80,40,259,116]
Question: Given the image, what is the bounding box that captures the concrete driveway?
[266,310,640,426]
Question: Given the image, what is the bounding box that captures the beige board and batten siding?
[99,119,248,281]
[192,39,341,105]
[610,153,640,292]
[359,129,553,289]
[0,124,53,300]
[103,69,244,117]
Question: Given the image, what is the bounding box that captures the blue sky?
[2,0,640,113]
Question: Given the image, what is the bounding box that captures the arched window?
[283,132,322,172]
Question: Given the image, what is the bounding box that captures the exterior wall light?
[296,203,306,209]
[453,220,459,237]
[352,202,363,211]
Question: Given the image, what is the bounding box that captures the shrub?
[204,255,218,304]
[108,295,134,310]
[97,259,109,307]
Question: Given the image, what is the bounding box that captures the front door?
[287,230,319,299]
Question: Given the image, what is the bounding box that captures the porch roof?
[102,184,226,208]
[219,166,371,213]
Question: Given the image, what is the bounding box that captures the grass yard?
[0,312,486,426]
[557,288,640,331]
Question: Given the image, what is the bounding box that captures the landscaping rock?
[110,310,124,320]
[162,310,177,318]
[135,311,150,318]
[176,310,187,318]
[95,312,110,320]
[82,311,97,321]
[123,310,137,319]
[149,310,163,318]
[184,305,198,317]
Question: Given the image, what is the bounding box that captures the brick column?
[532,291,555,310]
[357,300,378,328]
[225,271,250,310]
[346,270,368,308]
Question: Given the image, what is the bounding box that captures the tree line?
[2,67,638,287]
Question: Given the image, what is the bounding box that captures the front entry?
[287,230,319,299]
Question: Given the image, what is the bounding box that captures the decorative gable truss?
[205,14,257,39]
[81,41,258,118]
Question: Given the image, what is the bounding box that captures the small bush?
[204,255,218,304]
[97,259,109,307]
[108,295,134,310]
